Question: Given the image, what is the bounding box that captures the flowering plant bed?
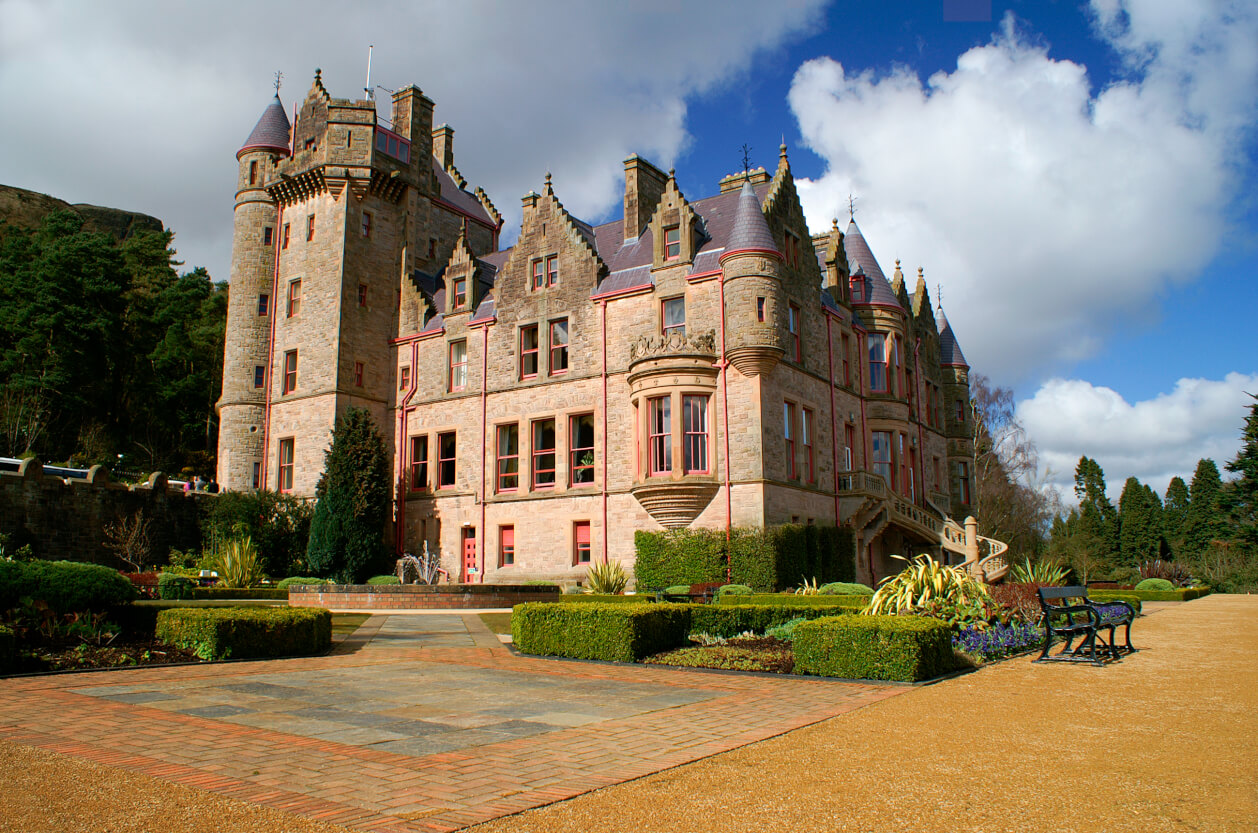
[643,635,795,674]
[952,621,1044,663]
[8,639,204,673]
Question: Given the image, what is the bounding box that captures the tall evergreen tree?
[1119,477,1152,568]
[1182,459,1227,555]
[1163,476,1190,556]
[1222,394,1258,549]
[306,408,390,583]
[1074,456,1119,566]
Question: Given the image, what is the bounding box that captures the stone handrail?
[835,470,887,497]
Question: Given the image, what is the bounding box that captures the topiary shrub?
[512,602,690,662]
[1135,578,1175,592]
[158,572,195,600]
[366,575,401,585]
[716,584,753,597]
[6,561,137,614]
[155,607,332,661]
[819,582,873,596]
[794,615,954,682]
[276,576,333,590]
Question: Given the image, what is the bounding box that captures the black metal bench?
[1035,586,1137,665]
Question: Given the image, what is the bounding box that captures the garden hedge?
[793,615,954,682]
[715,594,869,609]
[554,594,658,604]
[512,602,690,662]
[689,604,853,638]
[0,624,14,672]
[158,573,195,600]
[275,576,333,590]
[191,587,289,600]
[1135,578,1175,592]
[0,560,136,613]
[366,575,401,585]
[155,607,332,661]
[1091,588,1207,603]
[634,525,855,592]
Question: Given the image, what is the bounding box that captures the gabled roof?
[936,308,968,367]
[239,95,291,158]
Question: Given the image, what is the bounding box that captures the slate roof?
[239,95,291,157]
[433,163,495,227]
[726,180,778,253]
[936,308,968,367]
[844,220,901,310]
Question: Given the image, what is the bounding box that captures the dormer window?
[452,277,467,310]
[850,276,864,303]
[664,226,681,260]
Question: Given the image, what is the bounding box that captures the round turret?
[720,180,785,377]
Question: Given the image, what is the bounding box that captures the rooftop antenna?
[364,44,374,100]
[847,194,857,221]
[273,70,283,96]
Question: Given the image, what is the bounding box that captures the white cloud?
[788,1,1258,383]
[1018,372,1257,501]
[0,0,826,281]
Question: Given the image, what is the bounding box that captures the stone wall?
[0,461,206,569]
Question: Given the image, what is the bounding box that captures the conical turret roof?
[936,307,968,367]
[724,179,778,254]
[844,220,900,308]
[238,95,291,158]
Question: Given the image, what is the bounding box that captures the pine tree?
[1182,459,1227,555]
[1118,477,1148,568]
[1074,456,1119,566]
[306,408,391,583]
[1163,476,1190,556]
[1222,394,1258,549]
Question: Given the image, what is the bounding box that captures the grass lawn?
[480,612,512,635]
[333,613,370,637]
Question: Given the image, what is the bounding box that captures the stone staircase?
[942,517,1010,583]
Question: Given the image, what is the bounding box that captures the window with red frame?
[361,211,372,238]
[531,258,544,290]
[282,350,297,394]
[249,160,257,185]
[842,333,851,385]
[872,431,893,489]
[354,361,364,387]
[549,319,568,375]
[784,401,797,479]
[869,336,887,392]
[257,293,269,316]
[263,226,272,246]
[844,423,855,470]
[358,283,368,307]
[648,396,672,475]
[437,432,456,488]
[756,297,765,322]
[399,365,410,391]
[282,223,290,249]
[682,395,709,474]
[496,423,519,491]
[573,521,591,564]
[532,419,556,488]
[788,304,801,361]
[287,279,301,317]
[520,325,539,378]
[955,460,971,505]
[569,413,594,485]
[850,275,864,302]
[898,434,909,497]
[499,525,515,567]
[278,438,294,492]
[449,340,467,391]
[253,365,265,389]
[546,255,558,287]
[410,435,428,491]
[784,229,800,268]
[662,297,685,337]
[251,462,260,490]
[306,214,315,241]
[664,225,681,260]
[955,398,966,424]
[802,407,815,482]
[452,277,467,309]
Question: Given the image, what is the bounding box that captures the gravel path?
[1,595,1253,833]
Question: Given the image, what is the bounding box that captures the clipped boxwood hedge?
[690,604,853,638]
[0,623,14,672]
[191,587,289,601]
[275,576,333,590]
[512,602,690,662]
[1090,587,1209,604]
[0,560,136,613]
[158,573,195,600]
[794,615,953,682]
[155,607,332,661]
[554,594,657,604]
[715,594,868,609]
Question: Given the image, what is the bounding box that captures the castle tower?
[217,95,290,490]
[937,306,974,517]
[720,179,785,377]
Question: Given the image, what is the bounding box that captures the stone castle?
[217,70,1005,586]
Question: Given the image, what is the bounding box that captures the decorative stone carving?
[725,344,784,377]
[631,481,720,529]
[628,329,716,363]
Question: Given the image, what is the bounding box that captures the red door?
[461,528,477,583]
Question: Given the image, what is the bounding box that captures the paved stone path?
[0,613,902,832]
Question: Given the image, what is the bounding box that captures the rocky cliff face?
[0,183,163,240]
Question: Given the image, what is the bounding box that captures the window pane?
[410,436,428,490]
[663,297,685,335]
[683,395,708,474]
[497,424,519,490]
[549,319,568,374]
[438,432,456,487]
[450,340,468,390]
[533,419,556,487]
[649,397,672,474]
[521,326,539,377]
[570,413,595,485]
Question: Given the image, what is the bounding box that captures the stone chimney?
[390,85,434,160]
[432,123,454,170]
[623,154,668,241]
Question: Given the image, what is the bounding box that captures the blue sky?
[0,0,1254,501]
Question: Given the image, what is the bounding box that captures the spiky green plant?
[585,560,628,595]
[1009,557,1069,585]
[794,577,820,595]
[864,554,992,616]
[214,535,265,588]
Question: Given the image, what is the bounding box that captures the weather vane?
[847,194,857,221]
[740,143,753,176]
[274,70,283,95]
[936,282,942,308]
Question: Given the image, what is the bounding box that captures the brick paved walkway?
[0,613,904,832]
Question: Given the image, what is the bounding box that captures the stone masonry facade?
[217,71,977,587]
